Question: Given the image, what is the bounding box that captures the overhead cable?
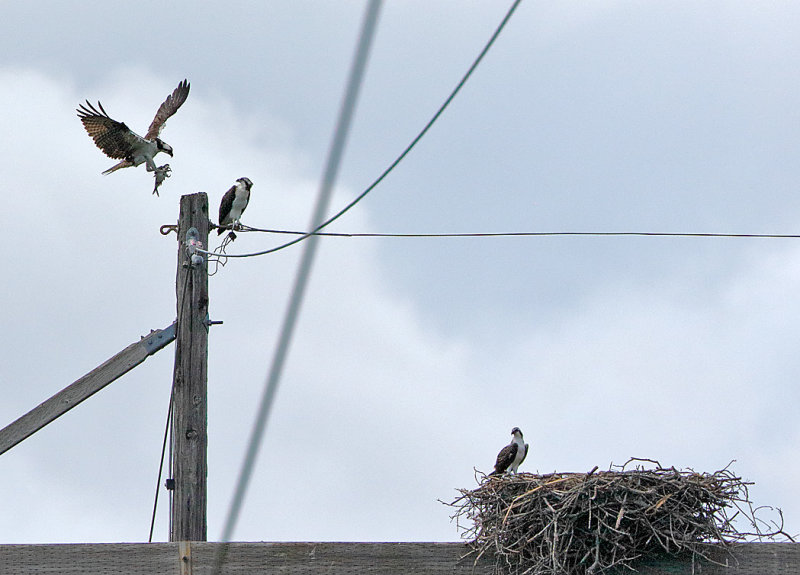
[214,2,383,569]
[216,227,800,242]
[198,0,525,260]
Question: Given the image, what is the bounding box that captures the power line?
[198,0,525,261]
[213,1,382,568]
[201,229,800,263]
[148,386,173,542]
[215,227,800,241]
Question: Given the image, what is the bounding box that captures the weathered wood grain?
[0,542,796,575]
[192,541,493,574]
[0,323,176,456]
[171,192,210,542]
[0,542,178,575]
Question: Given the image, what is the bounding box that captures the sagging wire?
[148,382,174,542]
[166,223,800,257]
[212,1,382,572]
[207,232,237,277]
[208,226,800,241]
[191,0,525,262]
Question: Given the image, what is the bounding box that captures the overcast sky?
[1,1,799,544]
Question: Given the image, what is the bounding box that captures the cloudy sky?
[1,1,799,544]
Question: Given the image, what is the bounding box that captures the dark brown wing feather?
[77,100,139,160]
[493,442,518,474]
[217,185,237,234]
[145,79,190,140]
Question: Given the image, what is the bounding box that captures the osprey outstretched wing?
[77,79,190,195]
[145,79,190,141]
[77,101,139,161]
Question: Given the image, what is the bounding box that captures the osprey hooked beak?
[156,138,174,157]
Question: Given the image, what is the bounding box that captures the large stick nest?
[447,459,790,575]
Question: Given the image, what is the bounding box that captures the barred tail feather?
[102,160,132,175]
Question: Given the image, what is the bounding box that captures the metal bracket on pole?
[142,322,177,355]
[185,227,204,267]
[202,314,223,333]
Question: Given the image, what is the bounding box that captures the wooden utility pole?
[171,192,210,542]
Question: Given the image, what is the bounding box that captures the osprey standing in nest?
[77,79,190,195]
[489,427,529,476]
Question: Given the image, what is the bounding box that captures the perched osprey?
[218,177,253,235]
[489,427,529,476]
[77,79,190,195]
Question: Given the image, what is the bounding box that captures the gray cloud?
[1,2,798,543]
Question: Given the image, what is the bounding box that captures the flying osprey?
[218,177,253,236]
[77,79,190,195]
[489,427,529,476]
